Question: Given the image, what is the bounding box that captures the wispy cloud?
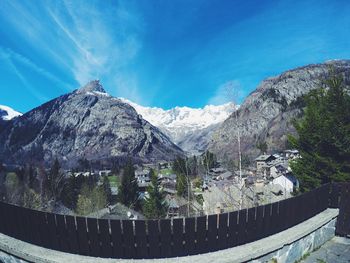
[0,47,70,91]
[0,0,144,100]
[0,51,48,102]
[47,0,143,93]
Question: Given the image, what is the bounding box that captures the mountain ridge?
[120,98,237,153]
[0,81,183,167]
[208,59,350,162]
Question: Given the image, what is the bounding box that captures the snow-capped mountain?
[120,98,238,153]
[0,105,22,121]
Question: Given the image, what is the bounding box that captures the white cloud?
[1,0,144,99]
[48,0,143,91]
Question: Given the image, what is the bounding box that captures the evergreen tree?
[289,72,350,191]
[173,156,190,198]
[256,141,268,154]
[173,156,187,175]
[118,159,140,209]
[143,169,167,219]
[102,175,112,204]
[176,172,188,198]
[47,158,65,203]
[27,164,35,189]
[61,175,78,210]
[202,151,217,170]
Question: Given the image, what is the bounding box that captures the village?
[61,149,301,219]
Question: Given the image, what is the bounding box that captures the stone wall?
[254,218,336,263]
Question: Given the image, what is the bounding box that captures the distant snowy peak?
[120,98,237,128]
[120,98,238,144]
[0,105,22,121]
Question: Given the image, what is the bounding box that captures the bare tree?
[224,82,244,209]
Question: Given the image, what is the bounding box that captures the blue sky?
[0,0,349,113]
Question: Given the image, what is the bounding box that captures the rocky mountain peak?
[77,80,106,94]
[208,60,350,161]
[0,83,183,168]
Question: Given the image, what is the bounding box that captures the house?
[166,196,188,218]
[255,155,276,171]
[98,170,112,177]
[270,163,289,178]
[158,173,177,194]
[209,167,226,176]
[158,162,170,170]
[111,187,118,196]
[73,171,94,177]
[215,171,234,181]
[158,173,177,183]
[135,169,151,191]
[282,149,300,160]
[271,174,298,194]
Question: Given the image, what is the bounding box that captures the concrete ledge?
[0,209,339,263]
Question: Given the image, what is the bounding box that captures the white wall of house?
[272,175,294,193]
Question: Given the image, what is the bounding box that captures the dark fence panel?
[147,220,160,258]
[134,220,147,259]
[172,218,184,256]
[110,220,123,258]
[56,214,70,253]
[66,216,79,254]
[329,183,342,208]
[218,213,228,250]
[159,219,172,257]
[87,218,100,257]
[270,202,279,236]
[246,207,257,243]
[46,213,60,250]
[262,204,272,238]
[228,211,238,247]
[0,183,344,259]
[98,219,112,258]
[184,217,196,255]
[76,216,90,256]
[336,183,350,236]
[196,216,207,253]
[254,206,265,240]
[207,214,218,252]
[237,209,247,245]
[122,220,135,258]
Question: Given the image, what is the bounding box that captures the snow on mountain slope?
[120,98,237,152]
[0,105,22,121]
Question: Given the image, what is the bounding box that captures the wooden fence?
[0,183,347,259]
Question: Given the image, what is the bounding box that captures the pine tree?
[256,141,268,154]
[102,175,112,204]
[61,175,78,210]
[118,159,140,209]
[173,156,187,175]
[176,172,188,198]
[289,72,350,192]
[143,169,167,219]
[202,151,217,170]
[47,158,65,203]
